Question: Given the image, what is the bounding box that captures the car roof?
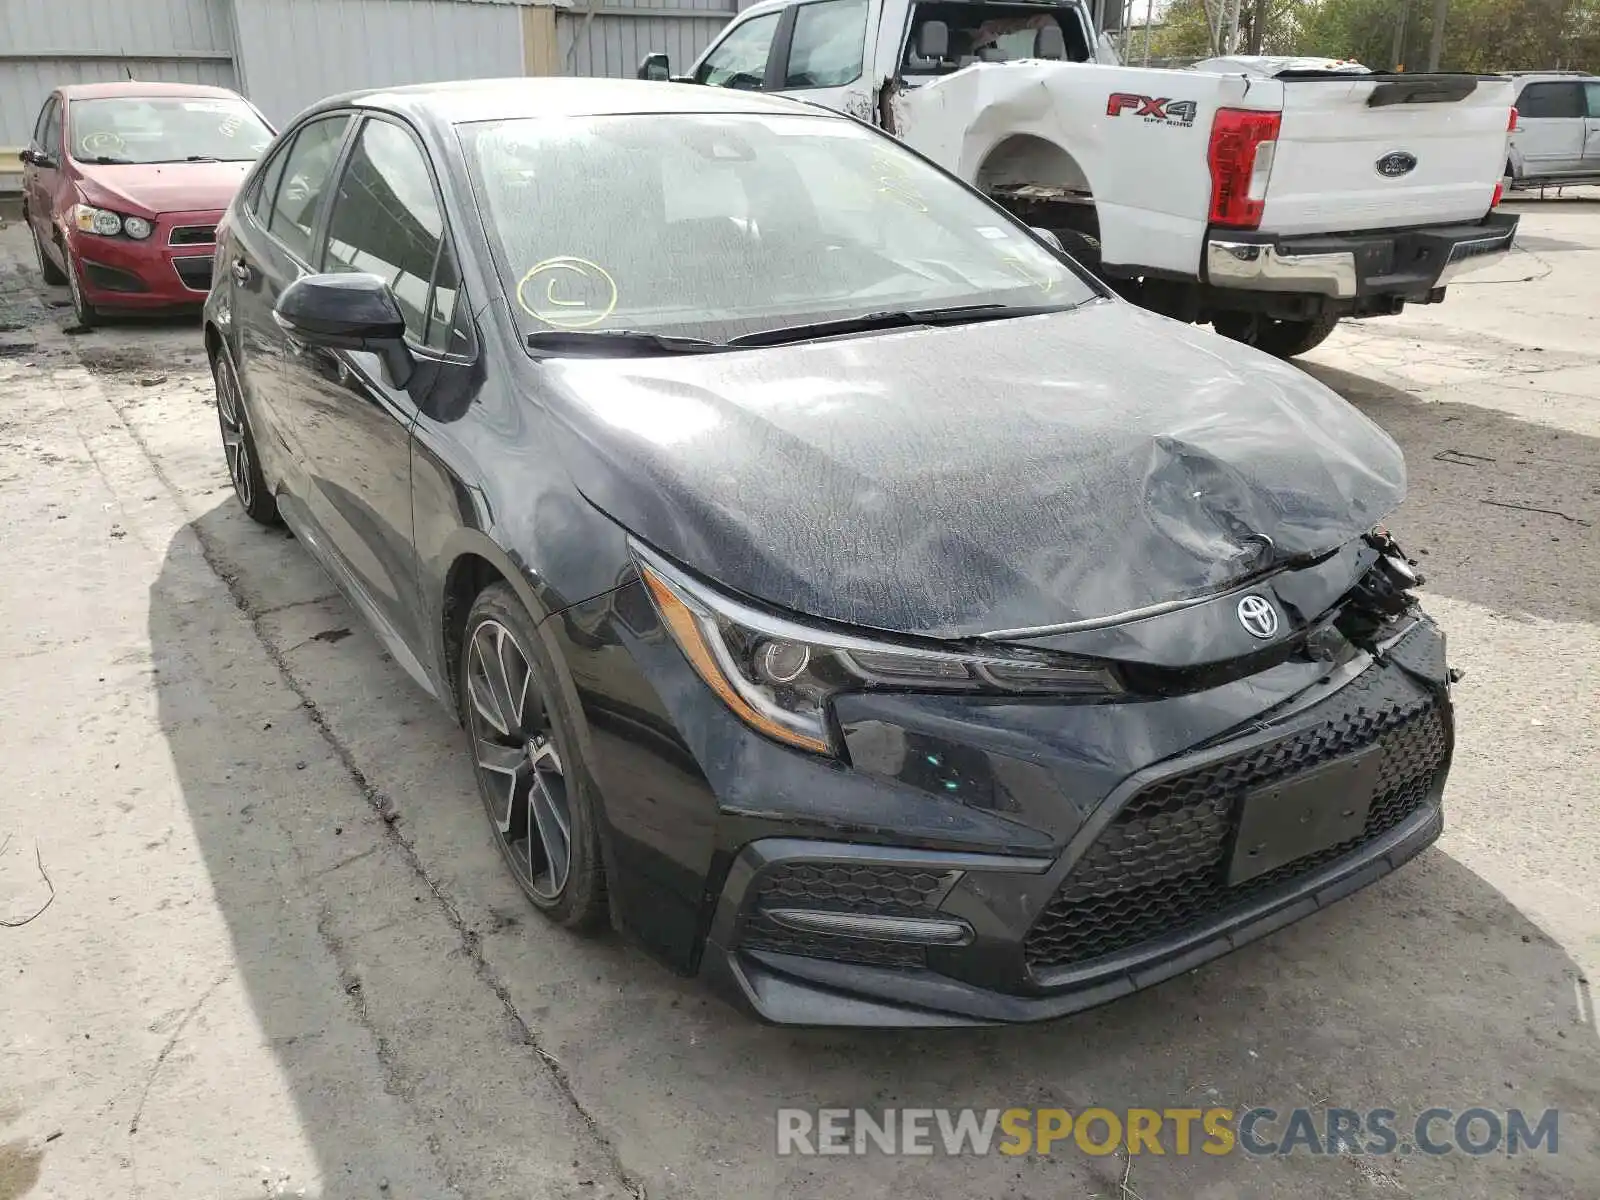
[55,81,246,101]
[1509,72,1598,83]
[317,77,838,127]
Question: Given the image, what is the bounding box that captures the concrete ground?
[1,196,1595,1200]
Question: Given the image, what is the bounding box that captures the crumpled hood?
[543,300,1405,639]
[74,160,249,215]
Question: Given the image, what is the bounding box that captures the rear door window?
[1518,82,1584,119]
[1585,81,1600,118]
[265,114,351,262]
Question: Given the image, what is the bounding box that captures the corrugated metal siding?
[0,0,237,150]
[230,0,525,125]
[558,0,734,79]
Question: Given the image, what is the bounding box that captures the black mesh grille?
[751,862,956,916]
[169,224,217,246]
[173,257,212,291]
[736,862,957,968]
[1025,664,1450,973]
[740,913,926,968]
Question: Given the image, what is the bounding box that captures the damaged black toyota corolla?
[205,79,1452,1026]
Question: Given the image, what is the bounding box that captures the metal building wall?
[229,0,526,126]
[0,0,237,152]
[557,0,734,79]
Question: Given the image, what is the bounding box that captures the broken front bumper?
[1205,211,1519,300]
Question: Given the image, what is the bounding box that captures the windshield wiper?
[525,329,725,356]
[83,154,132,165]
[726,302,1077,348]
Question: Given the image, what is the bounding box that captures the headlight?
[634,544,1120,757]
[72,205,135,237]
[122,215,153,240]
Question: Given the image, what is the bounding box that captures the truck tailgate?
[1262,75,1515,235]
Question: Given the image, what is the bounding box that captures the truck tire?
[1213,313,1339,359]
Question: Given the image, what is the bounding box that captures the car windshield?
[460,111,1096,346]
[68,96,273,164]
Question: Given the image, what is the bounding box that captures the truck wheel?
[1213,313,1339,358]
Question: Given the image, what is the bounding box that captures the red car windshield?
[68,96,273,165]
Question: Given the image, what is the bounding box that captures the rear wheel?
[1213,312,1339,359]
[460,583,608,930]
[212,347,279,525]
[32,224,66,286]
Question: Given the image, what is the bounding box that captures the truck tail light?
[1208,108,1281,230]
[1508,106,1518,132]
[1492,181,1504,207]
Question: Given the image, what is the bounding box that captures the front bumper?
[699,622,1453,1026]
[1205,211,1519,302]
[68,207,221,307]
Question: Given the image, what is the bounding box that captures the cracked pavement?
[1,196,1596,1200]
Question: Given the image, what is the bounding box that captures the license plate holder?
[1227,746,1382,886]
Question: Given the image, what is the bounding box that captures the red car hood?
[72,160,251,215]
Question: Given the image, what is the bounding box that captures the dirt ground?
[1,198,1596,1200]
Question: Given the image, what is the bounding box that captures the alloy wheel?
[465,618,572,900]
[214,354,254,510]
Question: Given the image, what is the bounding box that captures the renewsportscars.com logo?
[775,1107,1561,1158]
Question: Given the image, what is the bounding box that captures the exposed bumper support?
[1206,211,1519,301]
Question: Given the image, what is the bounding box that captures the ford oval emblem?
[1376,151,1418,178]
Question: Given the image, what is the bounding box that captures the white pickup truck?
[639,0,1519,357]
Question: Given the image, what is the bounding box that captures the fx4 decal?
[1106,93,1199,128]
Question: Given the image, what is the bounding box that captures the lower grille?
[172,256,213,292]
[1024,662,1450,973]
[737,861,958,969]
[83,262,148,293]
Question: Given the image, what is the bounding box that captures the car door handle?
[231,258,252,284]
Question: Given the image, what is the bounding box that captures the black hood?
[541,301,1405,639]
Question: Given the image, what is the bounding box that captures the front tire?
[65,248,99,330]
[1213,312,1339,359]
[33,224,67,285]
[212,347,280,525]
[460,583,608,931]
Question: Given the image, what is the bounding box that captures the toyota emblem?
[1237,594,1279,639]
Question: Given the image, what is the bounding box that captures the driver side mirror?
[274,272,414,389]
[637,52,671,82]
[916,20,950,61]
[20,148,57,169]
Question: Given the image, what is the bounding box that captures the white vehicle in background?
[1504,72,1600,190]
[640,0,1519,357]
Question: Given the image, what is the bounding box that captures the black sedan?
[203,78,1453,1026]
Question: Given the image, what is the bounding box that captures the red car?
[21,81,275,328]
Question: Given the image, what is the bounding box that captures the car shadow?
[146,359,1599,1198]
[1299,361,1596,626]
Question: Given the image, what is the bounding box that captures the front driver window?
[696,13,780,89]
[322,118,445,343]
[784,0,869,88]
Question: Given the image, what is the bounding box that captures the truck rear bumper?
[1205,212,1519,300]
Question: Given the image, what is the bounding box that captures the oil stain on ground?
[0,1140,42,1200]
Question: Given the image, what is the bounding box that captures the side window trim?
[765,5,800,90]
[319,112,473,361]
